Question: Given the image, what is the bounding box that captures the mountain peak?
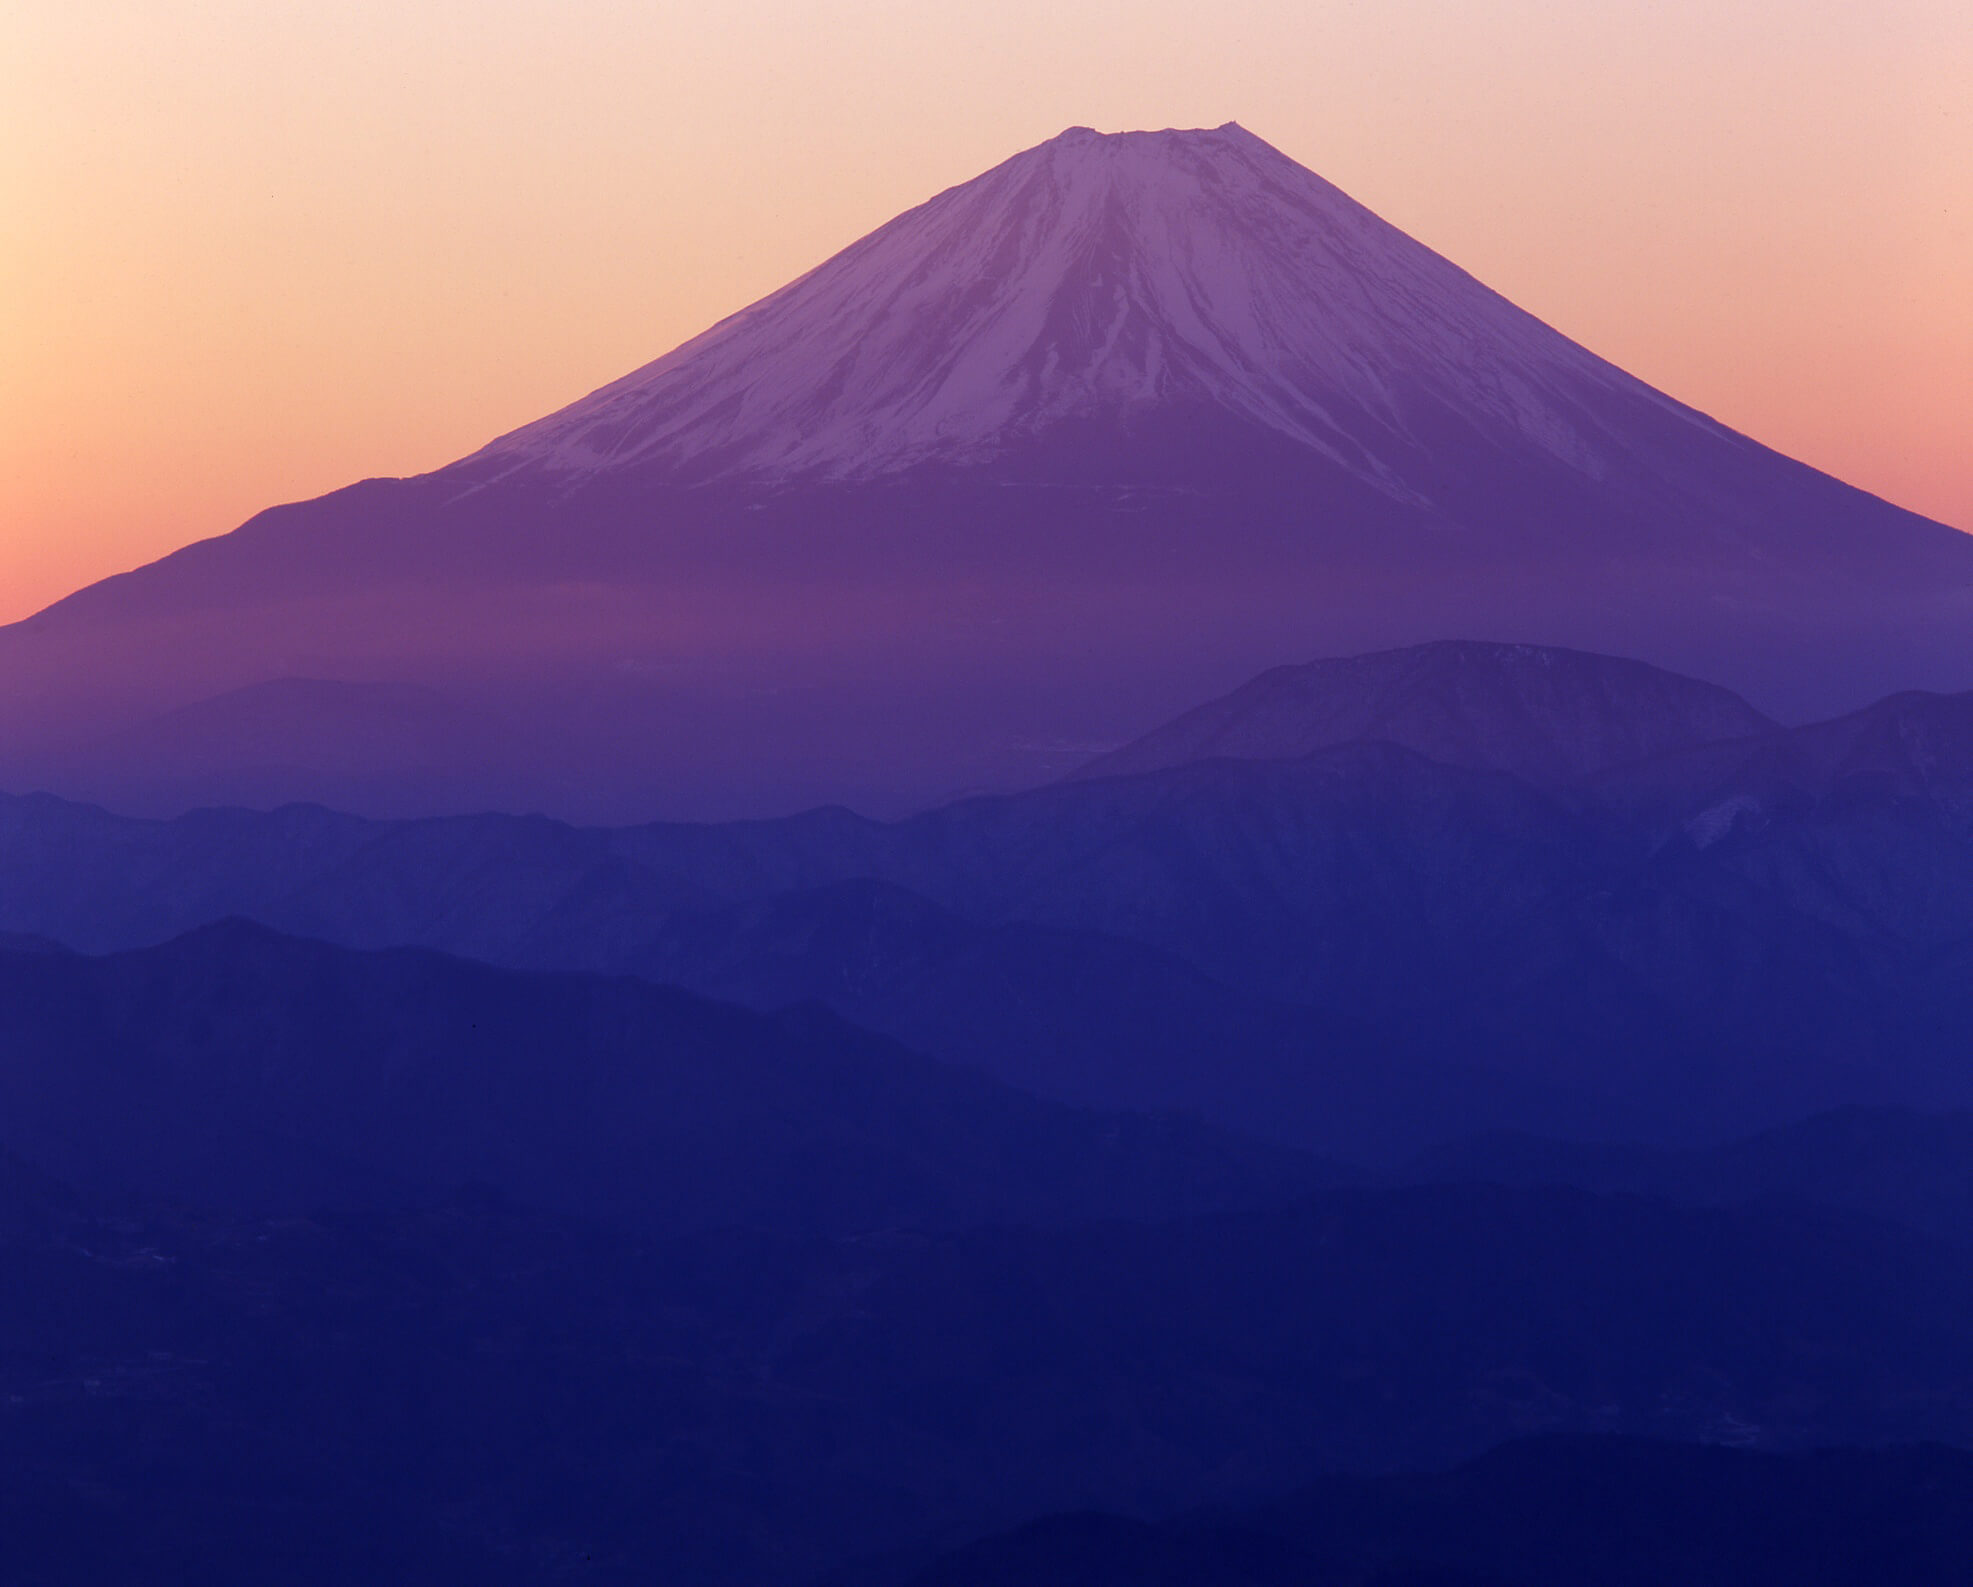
[445,121,1691,496]
[6,126,1970,825]
[1045,120,1257,146]
[1021,119,1296,186]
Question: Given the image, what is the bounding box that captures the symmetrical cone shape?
[3,125,1969,821]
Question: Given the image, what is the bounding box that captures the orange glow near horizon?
[4,0,1969,624]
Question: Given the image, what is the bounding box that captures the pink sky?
[4,0,1968,625]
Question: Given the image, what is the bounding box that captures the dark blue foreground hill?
[0,922,1328,1233]
[886,1438,1973,1587]
[9,1157,1973,1585]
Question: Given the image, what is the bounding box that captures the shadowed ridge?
[0,918,1334,1231]
[1793,688,1973,793]
[1406,1105,1973,1247]
[1072,640,1778,786]
[895,1438,1973,1587]
[0,929,70,955]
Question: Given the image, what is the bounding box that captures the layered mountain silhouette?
[10,115,1971,1587]
[0,921,1325,1231]
[7,642,1973,1152]
[2,125,1968,819]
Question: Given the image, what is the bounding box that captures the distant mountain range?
[6,640,1973,1151]
[2,125,1967,820]
[1073,639,1778,784]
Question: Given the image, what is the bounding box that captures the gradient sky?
[5,0,1969,625]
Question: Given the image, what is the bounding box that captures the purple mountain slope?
[2,123,1968,820]
[53,678,558,819]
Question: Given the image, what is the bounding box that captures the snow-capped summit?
[449,123,1697,495]
[3,122,1970,823]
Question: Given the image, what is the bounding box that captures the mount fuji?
[4,123,1969,820]
[449,122,1709,495]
